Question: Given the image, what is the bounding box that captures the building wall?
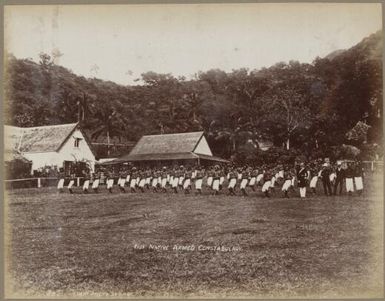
[59,129,95,170]
[193,137,212,156]
[23,129,95,172]
[24,152,58,172]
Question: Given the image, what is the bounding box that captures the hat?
[322,163,328,167]
[337,161,342,165]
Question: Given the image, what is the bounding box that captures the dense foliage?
[4,31,382,161]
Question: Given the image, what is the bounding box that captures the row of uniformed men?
[57,161,364,197]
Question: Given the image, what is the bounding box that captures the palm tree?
[76,92,94,123]
[91,105,126,156]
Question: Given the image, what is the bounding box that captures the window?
[74,138,81,148]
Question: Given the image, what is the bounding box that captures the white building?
[5,123,96,174]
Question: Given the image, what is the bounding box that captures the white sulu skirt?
[130,179,137,188]
[256,174,264,183]
[282,179,292,191]
[68,180,74,189]
[262,180,271,192]
[161,178,167,188]
[126,175,131,183]
[354,177,363,190]
[183,179,191,189]
[240,179,248,189]
[92,179,100,189]
[107,179,114,189]
[83,180,90,190]
[178,177,184,186]
[139,179,146,187]
[346,178,354,192]
[219,176,225,185]
[172,177,179,188]
[152,178,158,187]
[228,178,237,189]
[310,176,318,188]
[212,179,220,191]
[207,177,213,187]
[249,177,256,186]
[195,178,203,190]
[57,179,65,189]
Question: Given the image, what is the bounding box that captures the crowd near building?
[4,122,376,198]
[57,157,366,198]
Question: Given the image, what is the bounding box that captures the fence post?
[37,178,41,188]
[77,177,80,187]
[371,161,374,171]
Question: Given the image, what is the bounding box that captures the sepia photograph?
[3,2,384,299]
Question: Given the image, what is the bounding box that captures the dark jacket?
[297,168,308,187]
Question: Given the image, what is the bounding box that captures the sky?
[4,3,383,85]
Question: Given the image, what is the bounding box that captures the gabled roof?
[103,131,229,164]
[129,131,204,155]
[5,123,79,153]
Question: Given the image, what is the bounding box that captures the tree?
[227,68,270,123]
[141,71,183,124]
[76,92,95,123]
[91,105,126,156]
[261,87,312,150]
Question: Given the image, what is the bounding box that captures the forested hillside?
[4,31,382,162]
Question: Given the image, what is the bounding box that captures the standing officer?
[297,162,308,198]
[320,163,332,196]
[333,161,345,195]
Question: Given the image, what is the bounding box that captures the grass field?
[5,173,384,298]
